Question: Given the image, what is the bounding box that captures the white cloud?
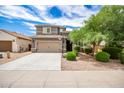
[0,5,100,28]
[0,5,42,22]
[57,5,98,18]
[22,21,36,30]
[30,30,36,34]
[32,5,99,27]
[66,28,73,31]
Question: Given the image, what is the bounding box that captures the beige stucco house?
[32,24,72,53]
[0,29,31,52]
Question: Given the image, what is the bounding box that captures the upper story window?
[43,27,51,34]
[60,29,63,32]
[47,28,50,33]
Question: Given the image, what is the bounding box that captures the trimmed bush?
[74,45,80,52]
[120,49,124,64]
[84,47,92,54]
[66,51,76,61]
[95,52,110,62]
[102,47,122,59]
[73,50,78,56]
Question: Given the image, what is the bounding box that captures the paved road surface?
[0,71,124,88]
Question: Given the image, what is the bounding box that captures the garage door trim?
[0,41,12,52]
[37,41,62,53]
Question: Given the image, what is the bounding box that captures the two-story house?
[31,24,72,53]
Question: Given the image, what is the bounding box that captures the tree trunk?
[93,43,100,56]
[92,43,96,56]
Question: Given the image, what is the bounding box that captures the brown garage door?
[0,41,12,52]
[37,41,61,52]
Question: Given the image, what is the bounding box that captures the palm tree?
[69,28,111,55]
[84,31,109,55]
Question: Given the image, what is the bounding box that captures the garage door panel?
[37,41,61,52]
[0,41,12,52]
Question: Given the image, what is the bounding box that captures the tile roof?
[35,24,65,29]
[0,29,31,40]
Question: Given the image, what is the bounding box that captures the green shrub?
[109,41,122,48]
[74,45,80,52]
[95,52,110,62]
[66,51,76,61]
[73,50,78,56]
[84,47,92,54]
[102,47,122,59]
[120,49,124,64]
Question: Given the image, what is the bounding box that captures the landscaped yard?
[62,6,124,71]
[0,52,31,65]
[62,53,124,71]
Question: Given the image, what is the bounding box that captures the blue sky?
[0,5,101,36]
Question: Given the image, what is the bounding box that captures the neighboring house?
[32,24,72,53]
[0,29,31,52]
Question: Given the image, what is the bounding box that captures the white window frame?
[60,29,63,32]
[43,27,51,34]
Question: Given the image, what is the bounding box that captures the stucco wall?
[0,30,18,52]
[36,26,65,35]
[16,38,31,52]
[0,30,31,52]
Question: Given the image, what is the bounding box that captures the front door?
[66,39,72,51]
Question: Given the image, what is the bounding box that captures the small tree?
[69,29,81,45]
[83,32,109,55]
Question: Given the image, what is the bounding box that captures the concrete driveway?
[0,53,61,70]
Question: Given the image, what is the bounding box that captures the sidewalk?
[0,70,124,88]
